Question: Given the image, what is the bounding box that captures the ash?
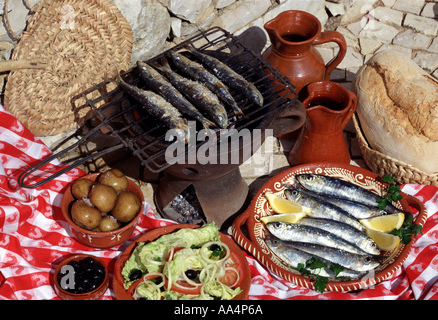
[170,185,206,225]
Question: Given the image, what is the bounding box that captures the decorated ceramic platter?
[113,224,251,300]
[232,162,428,292]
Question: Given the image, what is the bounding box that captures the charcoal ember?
[169,186,205,225]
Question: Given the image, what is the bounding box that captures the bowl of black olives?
[61,169,145,248]
[53,254,109,300]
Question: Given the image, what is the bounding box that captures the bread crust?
[352,50,438,174]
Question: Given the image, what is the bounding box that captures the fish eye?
[364,256,372,264]
[305,175,314,182]
[288,190,299,197]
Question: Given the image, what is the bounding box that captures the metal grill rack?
[18,26,298,188]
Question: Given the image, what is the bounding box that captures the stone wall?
[0,0,327,78]
[0,0,436,96]
[106,0,328,63]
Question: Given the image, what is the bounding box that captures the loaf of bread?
[352,49,438,174]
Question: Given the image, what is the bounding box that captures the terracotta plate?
[232,162,428,292]
[113,224,251,300]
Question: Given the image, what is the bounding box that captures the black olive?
[210,244,221,252]
[92,272,104,283]
[129,269,143,281]
[83,257,95,265]
[185,269,198,280]
[67,260,80,270]
[59,257,105,294]
[95,264,105,275]
[88,281,99,292]
[75,284,86,294]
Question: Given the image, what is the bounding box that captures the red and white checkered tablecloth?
[1,105,438,300]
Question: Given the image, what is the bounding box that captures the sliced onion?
[143,272,165,288]
[172,280,201,291]
[133,280,162,300]
[224,267,240,288]
[166,246,177,262]
[199,263,217,283]
[145,255,165,266]
[163,261,172,292]
[181,255,206,287]
[215,264,226,279]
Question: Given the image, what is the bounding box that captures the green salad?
[122,222,243,300]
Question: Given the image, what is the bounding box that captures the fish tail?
[107,71,124,85]
[239,111,249,119]
[159,57,171,70]
[202,118,218,129]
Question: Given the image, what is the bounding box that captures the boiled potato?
[89,183,117,213]
[71,178,94,199]
[111,190,141,223]
[99,168,129,192]
[71,200,102,230]
[99,215,121,232]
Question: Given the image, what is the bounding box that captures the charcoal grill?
[18,27,306,229]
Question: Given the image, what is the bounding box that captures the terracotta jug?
[288,81,357,166]
[262,10,347,96]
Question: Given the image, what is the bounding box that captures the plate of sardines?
[232,162,428,292]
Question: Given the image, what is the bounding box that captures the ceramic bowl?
[53,254,109,300]
[61,173,145,248]
[112,224,252,300]
[232,162,428,292]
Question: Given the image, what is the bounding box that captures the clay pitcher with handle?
[262,10,347,96]
[288,81,357,166]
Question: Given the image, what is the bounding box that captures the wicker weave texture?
[4,0,133,136]
[353,114,438,186]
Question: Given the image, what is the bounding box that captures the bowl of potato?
[61,168,144,248]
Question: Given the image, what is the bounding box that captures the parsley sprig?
[377,174,403,210]
[378,174,423,244]
[390,214,423,244]
[293,257,346,293]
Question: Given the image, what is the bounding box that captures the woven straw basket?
[4,0,133,136]
[353,113,438,186]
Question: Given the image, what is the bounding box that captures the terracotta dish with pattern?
[232,162,428,292]
[112,224,251,300]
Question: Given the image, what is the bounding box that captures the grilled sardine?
[266,221,368,255]
[112,73,189,143]
[137,61,216,129]
[295,174,405,214]
[187,48,264,107]
[157,58,228,129]
[169,51,244,117]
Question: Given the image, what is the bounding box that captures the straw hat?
[3,0,133,136]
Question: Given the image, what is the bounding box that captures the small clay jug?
[262,10,347,96]
[288,81,357,166]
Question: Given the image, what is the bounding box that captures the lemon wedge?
[260,212,308,224]
[365,228,401,251]
[360,212,405,233]
[264,191,312,214]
